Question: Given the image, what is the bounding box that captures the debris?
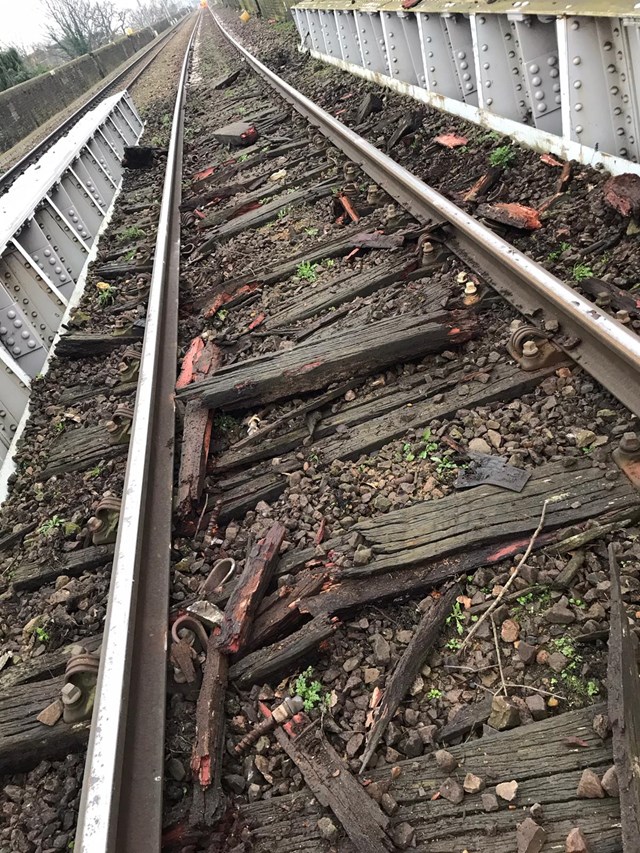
[482,792,500,812]
[235,695,304,754]
[496,780,518,802]
[434,749,458,772]
[190,640,227,827]
[438,697,493,743]
[440,777,464,804]
[566,827,592,852]
[576,768,605,799]
[372,634,391,665]
[603,173,640,219]
[525,694,547,720]
[463,166,503,203]
[351,231,405,250]
[463,773,485,794]
[317,816,339,843]
[392,822,416,850]
[517,641,537,665]
[540,153,564,167]
[212,68,241,89]
[592,713,611,740]
[387,111,421,149]
[359,585,459,772]
[488,695,520,731]
[380,792,398,815]
[228,613,339,689]
[477,202,542,230]
[37,699,63,727]
[213,120,259,148]
[607,544,640,846]
[356,92,383,124]
[454,452,531,492]
[270,720,392,853]
[217,522,286,655]
[501,619,520,643]
[122,146,155,169]
[434,133,468,148]
[517,817,546,853]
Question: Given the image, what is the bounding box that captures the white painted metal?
[0,91,143,466]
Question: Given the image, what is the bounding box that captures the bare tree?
[41,0,132,59]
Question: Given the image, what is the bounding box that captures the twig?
[458,499,550,652]
[491,615,508,697]
[503,682,566,700]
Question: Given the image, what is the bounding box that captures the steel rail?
[0,12,193,194]
[213,10,640,420]
[74,14,199,853]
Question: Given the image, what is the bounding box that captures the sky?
[0,0,135,50]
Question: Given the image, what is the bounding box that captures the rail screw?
[61,682,82,707]
[522,340,539,357]
[620,432,640,455]
[234,695,305,754]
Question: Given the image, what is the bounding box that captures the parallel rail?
[0,12,191,195]
[213,10,640,421]
[74,15,198,853]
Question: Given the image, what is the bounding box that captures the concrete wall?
[0,25,169,153]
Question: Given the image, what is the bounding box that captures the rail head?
[73,14,199,853]
[212,9,640,420]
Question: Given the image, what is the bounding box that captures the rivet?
[486,97,493,105]
[572,57,581,65]
[460,61,468,69]
[548,55,557,66]
[575,125,583,133]
[458,51,465,59]
[575,103,582,111]
[532,76,541,86]
[483,62,490,69]
[463,73,470,81]
[574,80,582,89]
[485,80,492,88]
[529,63,539,73]
[550,68,559,78]
[537,102,547,112]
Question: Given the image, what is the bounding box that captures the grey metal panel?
[306,9,327,52]
[0,270,48,376]
[319,8,342,58]
[443,13,478,105]
[382,11,422,85]
[417,13,461,99]
[355,10,389,75]
[31,202,86,291]
[335,10,362,65]
[512,15,562,134]
[562,15,639,160]
[58,170,104,236]
[0,352,29,453]
[2,240,65,339]
[473,14,529,122]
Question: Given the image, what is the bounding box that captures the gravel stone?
[576,769,605,798]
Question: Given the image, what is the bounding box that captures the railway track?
[1,7,640,853]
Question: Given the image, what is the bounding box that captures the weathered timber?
[229,613,338,688]
[317,361,552,463]
[57,378,138,406]
[40,423,127,479]
[608,544,640,848]
[437,696,494,743]
[199,162,330,229]
[57,328,143,357]
[217,522,286,654]
[211,67,241,89]
[243,705,620,853]
[360,585,459,771]
[580,276,639,316]
[10,544,115,591]
[196,180,339,256]
[190,640,228,828]
[245,567,330,652]
[0,635,102,691]
[182,313,476,410]
[463,165,503,203]
[552,550,586,589]
[304,508,637,616]
[0,676,89,772]
[93,261,152,280]
[266,261,427,329]
[176,403,213,516]
[0,521,36,554]
[272,724,392,853]
[345,460,640,578]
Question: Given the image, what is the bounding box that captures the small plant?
[431,453,457,475]
[53,421,65,434]
[586,680,599,696]
[237,153,250,162]
[87,465,103,479]
[296,261,319,282]
[446,600,466,636]
[118,226,146,242]
[38,514,66,535]
[216,308,228,322]
[123,247,136,262]
[214,413,238,432]
[292,666,329,711]
[305,227,319,237]
[572,262,594,282]
[489,145,516,168]
[161,113,171,128]
[403,442,415,462]
[97,283,116,307]
[569,597,585,608]
[277,205,292,220]
[546,241,571,262]
[34,626,50,644]
[445,638,461,651]
[427,688,443,700]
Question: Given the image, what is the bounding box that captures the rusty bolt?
[616,310,631,324]
[620,432,640,454]
[61,683,82,707]
[522,340,539,358]
[464,282,477,297]
[595,292,611,307]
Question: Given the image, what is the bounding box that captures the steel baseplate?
[0,92,143,470]
[292,1,640,175]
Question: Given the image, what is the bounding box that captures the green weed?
[546,241,571,262]
[304,227,319,237]
[87,465,103,479]
[237,153,250,162]
[572,263,594,282]
[34,626,50,644]
[38,515,66,535]
[445,638,461,651]
[296,261,319,282]
[118,226,146,242]
[277,205,292,220]
[292,666,329,711]
[446,600,466,636]
[489,145,516,167]
[427,688,443,700]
